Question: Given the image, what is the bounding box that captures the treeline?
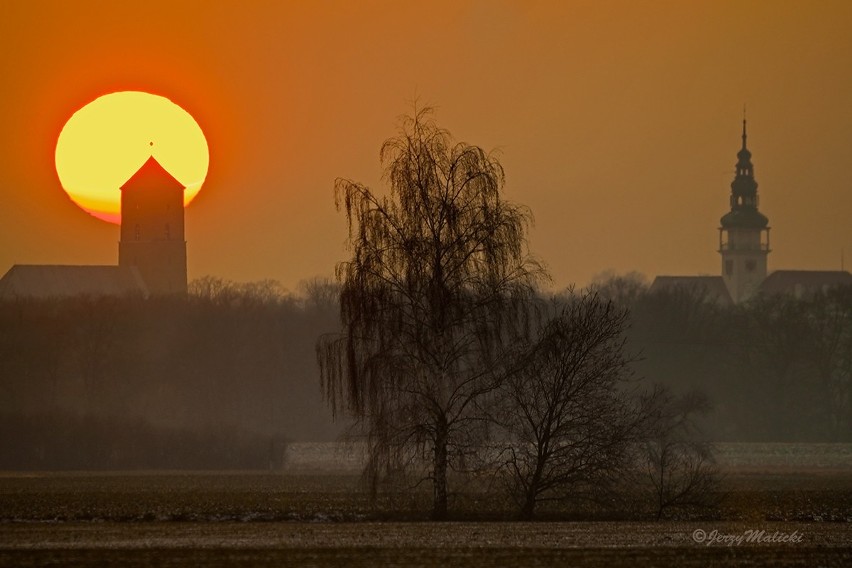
[0,277,343,470]
[1,274,849,470]
[0,412,286,470]
[591,273,852,442]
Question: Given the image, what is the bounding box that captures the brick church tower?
[118,156,187,294]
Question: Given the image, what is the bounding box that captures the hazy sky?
[1,0,851,292]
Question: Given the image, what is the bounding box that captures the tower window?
[746,260,756,272]
[725,260,733,276]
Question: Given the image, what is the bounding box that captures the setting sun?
[55,91,208,224]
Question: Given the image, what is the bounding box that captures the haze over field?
[3,6,852,566]
[1,1,851,291]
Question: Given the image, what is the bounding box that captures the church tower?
[719,120,770,303]
[118,156,187,294]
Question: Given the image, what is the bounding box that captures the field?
[1,444,851,567]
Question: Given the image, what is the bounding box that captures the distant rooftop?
[759,270,852,298]
[649,275,733,306]
[0,265,149,299]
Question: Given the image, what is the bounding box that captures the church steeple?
[735,118,754,178]
[719,118,770,303]
[724,118,765,227]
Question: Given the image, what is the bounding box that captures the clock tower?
[719,120,770,303]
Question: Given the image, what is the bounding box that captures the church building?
[650,120,851,303]
[0,156,188,298]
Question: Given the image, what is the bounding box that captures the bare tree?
[586,270,649,308]
[803,287,852,440]
[70,297,121,413]
[317,107,542,519]
[498,293,640,519]
[641,386,719,519]
[298,277,341,311]
[736,294,818,440]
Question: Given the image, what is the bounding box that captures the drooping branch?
[317,106,544,519]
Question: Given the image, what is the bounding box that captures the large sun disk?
[55,91,209,224]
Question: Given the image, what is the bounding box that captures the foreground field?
[2,520,851,567]
[1,444,851,567]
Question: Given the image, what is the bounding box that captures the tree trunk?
[432,416,449,520]
[655,450,666,520]
[520,492,537,521]
[520,459,544,520]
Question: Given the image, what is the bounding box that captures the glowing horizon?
[2,2,851,291]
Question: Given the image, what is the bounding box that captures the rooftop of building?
[0,264,149,300]
[648,275,734,306]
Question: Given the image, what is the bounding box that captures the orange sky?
[2,0,851,292]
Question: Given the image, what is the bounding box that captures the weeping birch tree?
[317,107,542,520]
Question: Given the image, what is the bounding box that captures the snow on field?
[283,442,365,472]
[714,443,852,469]
[283,442,852,472]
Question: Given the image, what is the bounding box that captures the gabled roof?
[759,270,852,297]
[120,156,185,192]
[649,275,733,306]
[0,265,149,299]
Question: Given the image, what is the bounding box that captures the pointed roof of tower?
[737,118,752,162]
[721,117,768,229]
[120,156,185,192]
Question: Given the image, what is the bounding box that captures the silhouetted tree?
[734,294,815,440]
[69,297,122,412]
[587,271,649,308]
[299,277,341,311]
[641,386,719,519]
[317,107,542,519]
[629,285,729,402]
[498,293,641,519]
[802,288,852,440]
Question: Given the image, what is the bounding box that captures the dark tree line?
[599,273,852,442]
[0,278,344,469]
